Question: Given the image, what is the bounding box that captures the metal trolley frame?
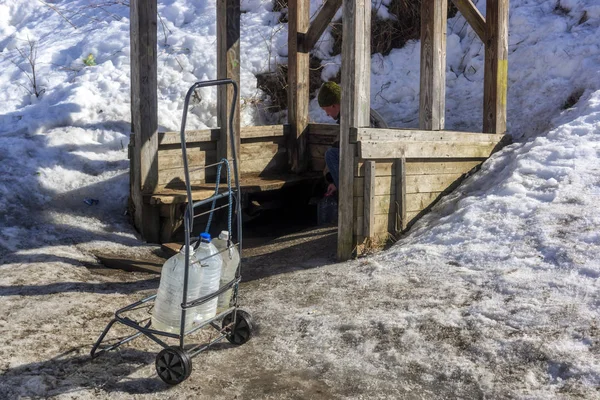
[91,79,253,385]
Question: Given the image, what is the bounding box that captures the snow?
[1,0,599,398]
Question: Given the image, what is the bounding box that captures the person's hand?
[325,183,337,197]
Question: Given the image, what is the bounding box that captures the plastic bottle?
[212,231,240,313]
[192,232,222,323]
[151,245,203,334]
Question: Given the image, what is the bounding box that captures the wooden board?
[354,159,483,176]
[308,123,339,137]
[451,0,486,40]
[354,192,443,216]
[302,0,343,51]
[354,128,505,143]
[359,140,502,159]
[353,172,465,196]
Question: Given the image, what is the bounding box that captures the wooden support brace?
[483,0,509,134]
[419,0,447,131]
[451,0,486,41]
[301,0,343,52]
[394,158,407,233]
[217,0,241,162]
[363,160,376,239]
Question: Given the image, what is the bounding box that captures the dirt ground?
[2,205,598,399]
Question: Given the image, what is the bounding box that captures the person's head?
[318,81,341,119]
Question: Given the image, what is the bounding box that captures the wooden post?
[483,0,509,133]
[363,161,376,239]
[130,0,160,242]
[394,158,407,232]
[287,0,310,173]
[217,0,241,162]
[419,0,447,131]
[339,0,371,260]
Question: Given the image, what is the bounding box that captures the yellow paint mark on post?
[498,59,508,107]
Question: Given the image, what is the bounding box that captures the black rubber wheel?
[222,310,253,345]
[155,346,192,385]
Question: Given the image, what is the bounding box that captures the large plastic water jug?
[212,231,240,313]
[151,245,203,333]
[192,233,222,323]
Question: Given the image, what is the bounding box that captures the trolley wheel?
[222,310,253,345]
[155,346,192,385]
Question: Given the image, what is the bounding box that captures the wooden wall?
[136,125,289,190]
[353,158,485,246]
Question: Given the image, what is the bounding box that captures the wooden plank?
[339,0,371,260]
[405,173,465,193]
[240,153,288,174]
[363,161,376,238]
[354,172,465,196]
[311,156,326,172]
[420,0,447,130]
[130,0,160,242]
[310,144,329,159]
[483,0,509,134]
[288,0,310,173]
[395,158,407,232]
[355,128,505,143]
[354,196,392,217]
[240,125,288,140]
[308,123,340,137]
[354,214,395,236]
[451,0,486,41]
[240,143,281,161]
[158,148,216,169]
[355,192,441,216]
[158,129,219,145]
[355,159,483,176]
[308,134,338,145]
[95,252,163,274]
[302,0,343,52]
[353,176,395,197]
[158,167,206,185]
[217,0,241,162]
[359,140,501,159]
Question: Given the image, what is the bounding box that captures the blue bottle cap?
[200,232,211,242]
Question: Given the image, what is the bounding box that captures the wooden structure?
[129,0,510,260]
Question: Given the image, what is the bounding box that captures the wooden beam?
[395,158,407,232]
[288,0,310,173]
[302,0,343,52]
[483,0,509,133]
[363,161,376,239]
[217,0,241,162]
[130,0,160,242]
[355,127,507,143]
[451,0,486,41]
[419,0,447,130]
[339,0,371,260]
[359,139,504,159]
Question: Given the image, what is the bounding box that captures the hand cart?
[91,79,253,385]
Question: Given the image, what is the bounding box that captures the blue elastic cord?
[204,158,233,239]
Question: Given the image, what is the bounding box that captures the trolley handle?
[180,79,240,235]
